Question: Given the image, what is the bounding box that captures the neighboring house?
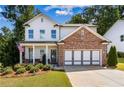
[104,20,124,52]
[20,13,109,66]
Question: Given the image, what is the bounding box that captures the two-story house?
[20,13,109,66]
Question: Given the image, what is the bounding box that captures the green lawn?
[0,71,72,87]
[116,58,124,71]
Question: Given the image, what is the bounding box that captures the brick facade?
[58,28,107,66]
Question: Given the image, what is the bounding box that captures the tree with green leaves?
[68,5,121,35]
[107,46,118,67]
[0,5,41,66]
[0,27,19,66]
[68,14,87,24]
[1,5,41,41]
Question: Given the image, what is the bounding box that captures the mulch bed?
[0,70,50,78]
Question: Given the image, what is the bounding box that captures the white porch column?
[45,44,48,64]
[19,52,22,64]
[33,45,35,65]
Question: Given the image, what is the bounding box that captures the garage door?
[64,50,100,66]
[64,51,73,65]
[74,51,81,65]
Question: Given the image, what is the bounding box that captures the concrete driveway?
[64,66,124,87]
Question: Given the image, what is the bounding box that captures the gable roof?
[61,24,96,27]
[59,25,110,42]
[23,13,58,25]
[104,19,124,36]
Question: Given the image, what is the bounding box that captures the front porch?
[20,42,58,65]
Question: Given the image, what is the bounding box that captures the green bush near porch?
[35,63,44,69]
[16,67,26,74]
[26,64,34,71]
[2,67,13,75]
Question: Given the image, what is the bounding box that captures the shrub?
[0,63,3,68]
[29,66,39,73]
[21,63,27,67]
[2,67,13,75]
[118,51,124,58]
[43,64,52,71]
[14,64,24,71]
[35,63,44,69]
[0,63,3,73]
[26,64,34,71]
[16,67,26,74]
[107,46,118,67]
[0,67,3,73]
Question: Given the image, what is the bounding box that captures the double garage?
[64,50,101,66]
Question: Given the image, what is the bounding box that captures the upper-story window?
[120,35,124,42]
[28,30,33,39]
[51,30,56,39]
[41,18,43,22]
[40,30,45,39]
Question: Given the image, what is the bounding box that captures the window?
[28,30,33,39]
[40,30,45,39]
[120,35,124,42]
[41,18,43,22]
[51,30,56,39]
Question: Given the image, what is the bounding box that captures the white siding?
[60,26,78,39]
[25,15,59,41]
[25,15,97,41]
[104,20,124,52]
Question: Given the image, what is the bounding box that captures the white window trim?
[28,29,33,39]
[51,30,56,39]
[40,30,45,39]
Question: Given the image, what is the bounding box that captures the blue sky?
[0,5,86,31]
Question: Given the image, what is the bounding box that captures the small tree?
[107,46,118,67]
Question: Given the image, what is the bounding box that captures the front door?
[51,49,56,64]
[40,49,45,62]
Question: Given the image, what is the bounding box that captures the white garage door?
[64,50,100,66]
[92,51,100,65]
[83,51,91,65]
[74,51,81,65]
[64,51,72,65]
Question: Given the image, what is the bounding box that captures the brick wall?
[58,28,107,66]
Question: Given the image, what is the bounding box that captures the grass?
[0,71,72,87]
[116,58,124,71]
[118,58,124,63]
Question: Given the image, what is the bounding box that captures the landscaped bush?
[21,63,27,67]
[29,66,39,73]
[0,68,3,73]
[14,64,24,71]
[16,67,26,74]
[26,64,34,71]
[107,46,118,67]
[43,64,52,71]
[2,67,13,75]
[0,63,3,73]
[118,51,124,58]
[35,63,44,69]
[0,63,3,68]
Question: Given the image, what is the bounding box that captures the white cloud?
[44,5,82,11]
[55,10,73,15]
[0,7,3,12]
[44,5,84,16]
